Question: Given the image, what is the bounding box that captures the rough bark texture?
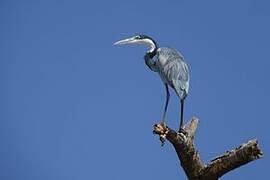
[153,117,263,180]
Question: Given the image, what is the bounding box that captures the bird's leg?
[162,84,170,122]
[178,99,185,133]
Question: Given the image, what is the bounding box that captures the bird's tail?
[179,99,184,132]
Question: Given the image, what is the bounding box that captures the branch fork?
[153,117,263,180]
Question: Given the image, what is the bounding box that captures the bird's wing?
[158,48,189,98]
[175,60,189,93]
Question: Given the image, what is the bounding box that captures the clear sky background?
[1,0,269,179]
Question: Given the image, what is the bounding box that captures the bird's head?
[114,34,157,53]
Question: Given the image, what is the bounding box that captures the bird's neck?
[146,47,157,59]
[139,37,157,59]
[147,43,156,52]
[146,41,158,59]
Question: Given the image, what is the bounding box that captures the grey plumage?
[147,47,189,99]
[114,34,189,132]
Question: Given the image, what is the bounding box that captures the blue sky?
[1,0,269,179]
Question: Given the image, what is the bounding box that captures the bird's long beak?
[113,37,137,46]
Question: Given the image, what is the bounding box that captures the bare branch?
[154,118,205,179]
[153,118,263,180]
[202,139,263,179]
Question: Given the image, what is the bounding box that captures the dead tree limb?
[153,117,263,180]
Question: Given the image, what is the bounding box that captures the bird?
[114,34,189,132]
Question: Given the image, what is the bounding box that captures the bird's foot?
[153,121,169,146]
[160,120,166,126]
[178,127,187,136]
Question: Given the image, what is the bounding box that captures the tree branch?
[153,118,263,180]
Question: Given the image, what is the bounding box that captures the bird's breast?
[156,56,167,67]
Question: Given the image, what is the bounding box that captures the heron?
[114,34,189,132]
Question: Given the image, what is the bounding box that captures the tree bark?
[153,117,263,180]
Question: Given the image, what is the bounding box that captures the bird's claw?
[153,121,169,146]
[179,127,187,136]
[159,135,166,146]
